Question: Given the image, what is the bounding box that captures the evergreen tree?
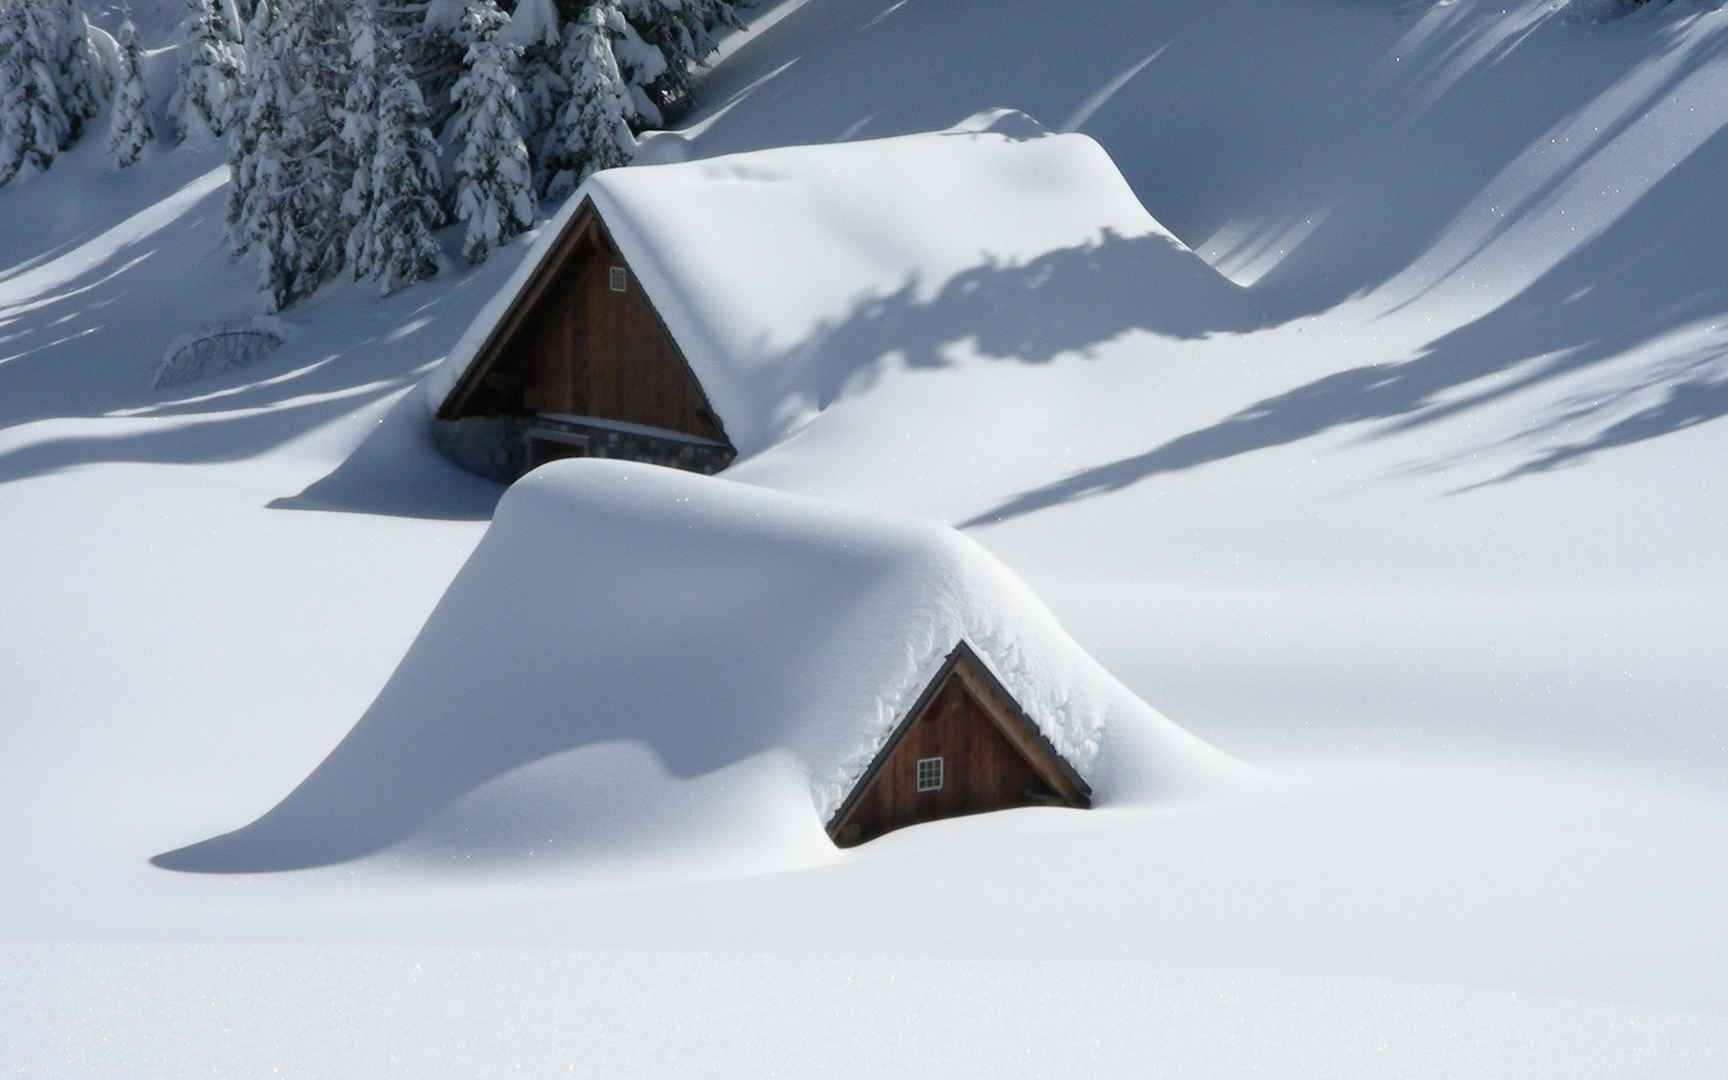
[251,117,300,310]
[0,1,72,185]
[605,3,667,129]
[279,0,350,300]
[224,0,279,253]
[362,31,446,293]
[217,0,246,41]
[172,0,245,142]
[50,0,110,133]
[0,0,111,185]
[339,4,382,277]
[108,7,154,169]
[232,30,297,306]
[441,0,507,163]
[247,0,352,308]
[503,0,567,175]
[542,3,634,200]
[450,28,534,263]
[388,0,506,133]
[613,0,739,122]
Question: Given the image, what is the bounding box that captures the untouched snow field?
[5,0,1728,1074]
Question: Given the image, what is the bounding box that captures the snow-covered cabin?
[156,462,1235,871]
[432,192,737,479]
[826,637,1091,846]
[425,116,1219,480]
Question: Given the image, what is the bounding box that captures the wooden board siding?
[440,202,729,447]
[829,644,1092,847]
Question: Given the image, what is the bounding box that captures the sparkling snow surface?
[6,0,1728,1075]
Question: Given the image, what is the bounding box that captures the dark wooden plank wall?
[838,674,1054,845]
[509,227,725,443]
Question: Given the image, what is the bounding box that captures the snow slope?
[5,0,1728,1074]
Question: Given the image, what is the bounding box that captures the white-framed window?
[916,756,944,792]
[609,266,628,292]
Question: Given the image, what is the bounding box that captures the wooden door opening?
[526,430,590,471]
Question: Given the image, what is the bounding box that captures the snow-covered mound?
[156,460,1240,875]
[425,114,1250,459]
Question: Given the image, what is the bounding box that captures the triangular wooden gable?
[436,198,732,449]
[827,641,1092,847]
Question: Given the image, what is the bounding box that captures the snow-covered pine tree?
[230,25,297,305]
[541,3,635,200]
[50,0,111,134]
[172,0,245,142]
[251,0,352,307]
[217,0,246,42]
[361,30,446,294]
[0,1,73,186]
[613,0,740,122]
[339,3,382,279]
[108,7,154,169]
[501,0,567,176]
[450,26,534,263]
[699,0,746,32]
[250,118,300,310]
[605,3,667,129]
[224,0,279,253]
[387,0,506,133]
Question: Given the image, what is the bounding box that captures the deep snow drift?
[428,114,1250,458]
[158,460,1240,874]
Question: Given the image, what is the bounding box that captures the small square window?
[608,266,628,292]
[916,756,944,792]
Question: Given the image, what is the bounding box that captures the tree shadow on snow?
[737,225,1269,424]
[1446,346,1728,493]
[966,65,1728,526]
[697,0,1715,320]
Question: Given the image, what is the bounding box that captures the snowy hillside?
[5,0,1728,1075]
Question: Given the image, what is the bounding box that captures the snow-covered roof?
[161,460,1238,873]
[425,114,1228,459]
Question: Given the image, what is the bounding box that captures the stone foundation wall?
[432,414,734,484]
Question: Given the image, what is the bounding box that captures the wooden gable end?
[437,199,729,447]
[828,642,1092,848]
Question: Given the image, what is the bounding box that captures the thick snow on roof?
[423,113,1242,458]
[158,460,1239,874]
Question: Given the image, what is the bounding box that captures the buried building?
[155,462,1239,873]
[424,114,1238,482]
[826,639,1091,846]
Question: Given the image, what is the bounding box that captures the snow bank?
[423,117,1245,459]
[157,460,1239,874]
